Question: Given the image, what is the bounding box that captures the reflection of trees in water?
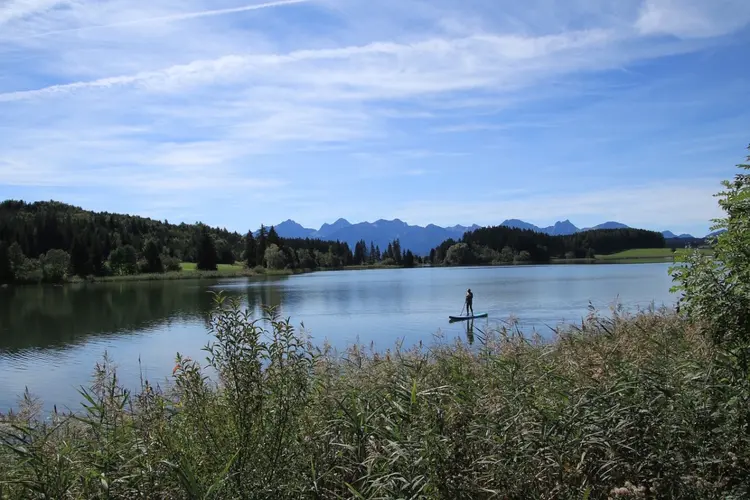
[0,278,294,353]
[0,282,220,352]
[245,283,288,319]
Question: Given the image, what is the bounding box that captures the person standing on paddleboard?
[465,288,474,316]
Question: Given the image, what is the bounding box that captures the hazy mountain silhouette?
[264,218,702,255]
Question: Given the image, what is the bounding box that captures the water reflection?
[0,264,678,413]
[0,277,300,353]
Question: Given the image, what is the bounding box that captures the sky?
[0,0,749,237]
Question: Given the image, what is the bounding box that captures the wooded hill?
[0,200,413,284]
[430,224,667,265]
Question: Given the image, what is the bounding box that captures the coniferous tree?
[404,249,415,268]
[196,226,218,271]
[256,225,268,266]
[70,236,91,277]
[143,238,163,273]
[369,242,376,264]
[354,240,366,265]
[0,242,12,283]
[245,231,257,268]
[267,226,281,248]
[392,239,402,264]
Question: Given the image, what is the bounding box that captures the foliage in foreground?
[1,296,749,499]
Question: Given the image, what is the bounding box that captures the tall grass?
[1,294,748,499]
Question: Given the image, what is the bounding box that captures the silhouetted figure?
[465,288,474,316]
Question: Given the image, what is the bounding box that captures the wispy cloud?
[0,0,69,26]
[14,0,309,39]
[636,0,750,38]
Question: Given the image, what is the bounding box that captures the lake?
[0,263,678,414]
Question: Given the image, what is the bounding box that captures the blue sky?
[0,0,748,237]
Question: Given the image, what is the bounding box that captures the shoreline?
[0,257,688,288]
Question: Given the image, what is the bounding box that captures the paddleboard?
[448,312,488,321]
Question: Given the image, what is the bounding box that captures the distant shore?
[1,248,713,287]
[64,262,406,284]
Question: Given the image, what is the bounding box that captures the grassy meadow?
[596,247,714,262]
[179,262,246,272]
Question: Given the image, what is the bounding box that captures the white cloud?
[18,0,309,38]
[0,0,70,26]
[636,0,750,38]
[0,28,667,103]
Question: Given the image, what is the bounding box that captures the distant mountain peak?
[267,216,696,256]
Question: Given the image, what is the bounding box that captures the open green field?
[179,262,246,272]
[596,247,714,261]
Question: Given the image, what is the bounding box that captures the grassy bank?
[74,264,297,283]
[596,247,714,262]
[67,262,405,284]
[1,296,748,499]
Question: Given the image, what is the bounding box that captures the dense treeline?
[0,201,415,284]
[430,225,666,265]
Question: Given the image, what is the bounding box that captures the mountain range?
[260,218,701,256]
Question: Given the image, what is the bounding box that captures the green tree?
[392,239,402,264]
[500,246,515,263]
[40,249,71,283]
[257,225,268,266]
[245,231,257,268]
[7,242,25,276]
[403,249,415,268]
[264,244,287,270]
[445,243,473,266]
[516,250,532,263]
[296,248,316,269]
[197,227,218,271]
[109,245,138,275]
[671,143,750,353]
[354,240,366,265]
[267,226,281,248]
[143,239,164,273]
[0,242,13,283]
[215,238,235,265]
[70,236,91,277]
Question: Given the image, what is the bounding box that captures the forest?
[430,224,667,265]
[0,200,415,284]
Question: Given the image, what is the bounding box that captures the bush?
[40,249,70,283]
[445,242,473,265]
[162,255,182,272]
[264,243,287,270]
[672,144,750,352]
[108,245,138,275]
[11,258,43,284]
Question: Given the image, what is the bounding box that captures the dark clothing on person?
[465,289,474,315]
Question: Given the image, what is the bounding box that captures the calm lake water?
[0,263,678,413]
